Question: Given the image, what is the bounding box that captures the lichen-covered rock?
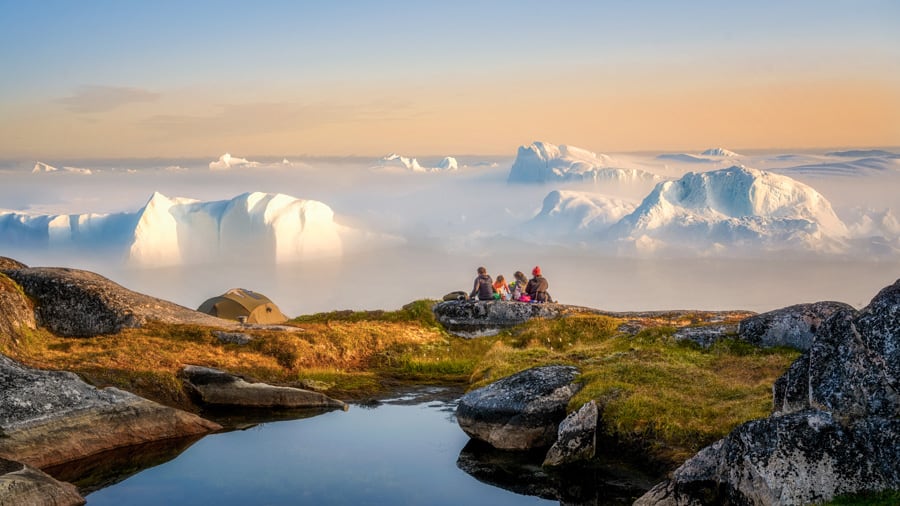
[0,257,27,272]
[637,279,900,505]
[543,400,598,467]
[433,300,596,338]
[213,331,255,345]
[737,301,853,350]
[456,366,581,450]
[6,267,232,337]
[671,324,735,349]
[0,274,35,345]
[636,411,900,505]
[0,457,85,506]
[0,354,221,469]
[179,365,347,409]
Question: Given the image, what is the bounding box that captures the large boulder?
[179,365,347,410]
[0,274,35,345]
[433,300,595,338]
[6,267,232,337]
[0,458,85,506]
[637,279,900,505]
[737,301,853,350]
[543,400,598,467]
[636,411,900,505]
[0,354,221,469]
[456,365,582,450]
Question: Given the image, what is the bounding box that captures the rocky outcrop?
[179,365,347,410]
[6,267,233,337]
[0,354,221,469]
[433,300,599,338]
[456,366,582,450]
[738,301,853,351]
[671,324,735,348]
[0,257,27,272]
[637,279,900,505]
[543,400,598,467]
[0,458,85,506]
[0,274,35,345]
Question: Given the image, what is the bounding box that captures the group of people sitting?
[471,265,552,303]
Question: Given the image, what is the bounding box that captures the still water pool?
[68,388,650,505]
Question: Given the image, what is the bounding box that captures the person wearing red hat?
[525,265,551,303]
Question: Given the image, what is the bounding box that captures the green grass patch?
[290,299,441,328]
[829,490,900,505]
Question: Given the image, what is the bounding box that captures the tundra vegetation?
[0,299,800,468]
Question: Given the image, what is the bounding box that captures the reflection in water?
[456,439,658,505]
[49,388,657,505]
[44,435,205,494]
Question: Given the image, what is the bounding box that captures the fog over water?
[1,150,898,316]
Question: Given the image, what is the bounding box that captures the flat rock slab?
[434,300,599,338]
[6,267,234,336]
[0,354,221,469]
[456,365,581,450]
[0,457,85,506]
[180,365,347,410]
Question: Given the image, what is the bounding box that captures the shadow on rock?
[456,439,657,505]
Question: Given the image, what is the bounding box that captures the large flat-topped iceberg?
[507,141,659,184]
[0,192,348,266]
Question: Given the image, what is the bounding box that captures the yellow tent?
[197,288,289,324]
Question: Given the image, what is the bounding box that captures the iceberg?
[507,141,659,184]
[377,154,458,173]
[608,166,849,253]
[0,192,350,266]
[527,190,636,238]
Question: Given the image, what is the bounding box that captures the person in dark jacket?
[525,265,551,303]
[470,266,496,301]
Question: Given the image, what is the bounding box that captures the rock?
[456,365,582,450]
[213,331,254,345]
[671,324,735,348]
[0,257,27,272]
[433,300,597,338]
[0,354,221,469]
[637,279,900,505]
[6,267,233,337]
[0,457,85,506]
[738,301,853,350]
[0,274,35,345]
[543,400,598,467]
[636,411,900,505]
[179,365,347,410]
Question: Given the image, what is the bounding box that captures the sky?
[1,0,898,158]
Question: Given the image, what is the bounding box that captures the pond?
[51,388,655,505]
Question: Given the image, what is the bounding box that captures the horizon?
[1,1,898,158]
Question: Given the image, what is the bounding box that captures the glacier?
[0,191,348,266]
[607,165,849,253]
[507,141,660,184]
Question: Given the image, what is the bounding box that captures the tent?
[197,288,289,324]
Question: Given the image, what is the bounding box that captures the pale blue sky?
[1,1,898,156]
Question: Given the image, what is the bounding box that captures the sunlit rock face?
[456,366,582,450]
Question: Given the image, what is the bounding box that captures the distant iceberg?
[32,161,92,175]
[209,153,260,170]
[526,190,636,239]
[507,141,659,184]
[377,154,458,173]
[608,165,848,253]
[0,191,384,266]
[700,147,741,157]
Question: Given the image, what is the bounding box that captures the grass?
[829,491,900,505]
[1,298,799,467]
